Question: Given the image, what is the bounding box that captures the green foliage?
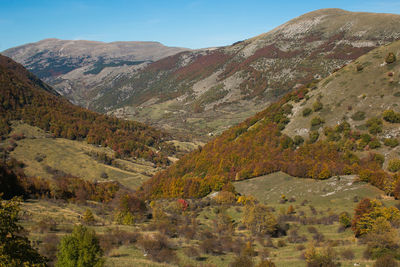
[312,101,323,112]
[302,108,312,117]
[310,116,325,127]
[308,131,320,144]
[339,212,351,228]
[0,196,47,266]
[351,111,366,121]
[366,117,383,135]
[388,159,400,172]
[293,135,304,146]
[385,52,397,64]
[384,138,399,148]
[114,194,146,225]
[383,110,400,123]
[82,209,95,225]
[56,225,104,267]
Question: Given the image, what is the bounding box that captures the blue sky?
[1,0,400,51]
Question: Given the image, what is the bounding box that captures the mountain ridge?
[2,39,190,107]
[138,38,400,199]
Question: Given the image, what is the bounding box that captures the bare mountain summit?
[2,39,189,106]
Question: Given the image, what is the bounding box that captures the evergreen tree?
[0,196,47,266]
[56,225,104,267]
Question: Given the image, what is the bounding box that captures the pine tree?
[56,225,104,267]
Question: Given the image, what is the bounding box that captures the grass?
[9,122,156,190]
[234,172,394,213]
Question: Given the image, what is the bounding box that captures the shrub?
[82,209,96,225]
[374,254,399,267]
[341,249,355,260]
[384,138,399,148]
[294,135,304,146]
[356,64,364,71]
[214,191,236,205]
[388,159,400,172]
[313,101,323,112]
[383,110,400,123]
[366,118,383,135]
[56,225,104,267]
[311,117,325,127]
[385,52,397,64]
[303,108,313,117]
[308,131,320,144]
[304,243,339,267]
[339,212,351,228]
[351,111,366,121]
[138,233,177,263]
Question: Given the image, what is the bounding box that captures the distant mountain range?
[3,9,400,140]
[2,39,189,107]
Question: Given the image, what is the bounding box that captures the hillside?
[2,39,188,107]
[139,39,400,199]
[93,8,400,139]
[0,54,175,165]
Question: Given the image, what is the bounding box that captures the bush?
[294,135,304,146]
[138,233,177,263]
[308,131,320,144]
[374,254,399,267]
[304,244,339,267]
[388,159,400,172]
[384,138,399,148]
[366,118,383,135]
[56,225,104,267]
[339,212,351,228]
[311,117,325,127]
[385,52,397,64]
[303,108,313,117]
[351,111,366,121]
[341,249,355,260]
[313,101,323,112]
[383,110,400,123]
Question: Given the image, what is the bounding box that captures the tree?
[242,203,277,236]
[0,196,47,266]
[82,209,95,225]
[364,217,400,259]
[56,225,104,267]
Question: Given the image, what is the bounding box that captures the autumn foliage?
[139,83,399,199]
[0,55,174,165]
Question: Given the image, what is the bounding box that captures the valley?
[2,6,400,267]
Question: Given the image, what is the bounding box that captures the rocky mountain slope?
[138,39,400,199]
[2,39,188,107]
[98,8,400,139]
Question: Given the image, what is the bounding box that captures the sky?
[1,0,400,51]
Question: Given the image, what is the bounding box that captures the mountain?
[0,54,175,165]
[2,39,189,107]
[138,39,400,199]
[89,8,400,140]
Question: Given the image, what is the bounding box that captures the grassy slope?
[283,40,400,165]
[8,122,156,190]
[234,172,397,266]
